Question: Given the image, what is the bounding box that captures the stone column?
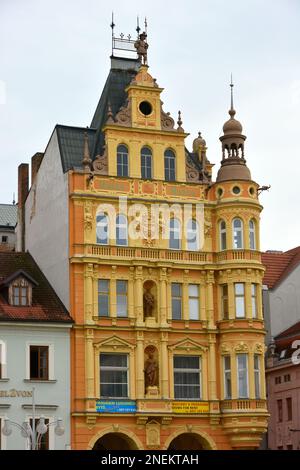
[128,266,135,320]
[85,329,95,403]
[208,334,217,400]
[206,270,215,328]
[159,268,168,326]
[135,266,144,325]
[160,331,169,398]
[136,331,144,399]
[110,265,117,318]
[85,263,94,324]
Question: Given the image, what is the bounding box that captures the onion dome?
[216,78,251,182]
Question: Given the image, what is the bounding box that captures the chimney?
[31,152,44,185]
[18,163,29,252]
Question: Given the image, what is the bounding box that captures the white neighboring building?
[0,204,17,252]
[0,252,73,450]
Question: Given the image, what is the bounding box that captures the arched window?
[187,219,199,251]
[96,213,109,245]
[232,218,243,249]
[249,219,256,250]
[169,218,181,249]
[164,149,176,181]
[117,144,129,177]
[220,220,227,251]
[141,147,152,179]
[116,214,128,246]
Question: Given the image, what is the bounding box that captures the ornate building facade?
[19,32,268,450]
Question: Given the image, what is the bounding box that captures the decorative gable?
[94,335,135,351]
[168,338,208,353]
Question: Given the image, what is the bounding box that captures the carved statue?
[143,290,155,318]
[144,352,158,388]
[134,32,148,64]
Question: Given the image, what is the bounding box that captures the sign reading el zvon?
[96,400,136,413]
[172,401,209,414]
[0,389,32,398]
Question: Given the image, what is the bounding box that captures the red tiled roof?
[0,252,73,323]
[261,246,300,289]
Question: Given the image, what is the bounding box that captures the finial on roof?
[177,110,184,132]
[82,132,92,171]
[144,17,148,34]
[136,16,141,36]
[12,193,16,205]
[106,101,114,124]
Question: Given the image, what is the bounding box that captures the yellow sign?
[172,401,209,414]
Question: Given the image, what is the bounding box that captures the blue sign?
[96,399,137,413]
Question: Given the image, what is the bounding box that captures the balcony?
[73,245,262,265]
[221,399,267,413]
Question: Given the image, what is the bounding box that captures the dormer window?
[1,271,38,307]
[11,278,31,306]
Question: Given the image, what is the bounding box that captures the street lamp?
[1,388,64,450]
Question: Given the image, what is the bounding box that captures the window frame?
[26,342,54,381]
[169,218,181,250]
[116,280,128,318]
[187,219,199,251]
[249,219,256,250]
[219,220,227,251]
[171,283,182,320]
[164,149,176,182]
[234,283,245,318]
[116,214,128,246]
[223,355,232,399]
[188,284,200,320]
[141,146,152,180]
[254,354,261,399]
[96,213,109,245]
[286,397,292,421]
[251,283,258,318]
[117,144,129,177]
[29,345,49,381]
[98,279,110,317]
[99,353,129,399]
[232,218,244,249]
[237,353,249,398]
[173,355,202,400]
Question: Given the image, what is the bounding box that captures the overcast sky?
[1,0,300,251]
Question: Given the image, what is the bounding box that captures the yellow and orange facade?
[67,62,268,450]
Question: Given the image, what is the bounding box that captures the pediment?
[168,338,208,352]
[94,335,135,351]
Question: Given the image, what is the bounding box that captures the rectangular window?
[254,354,260,398]
[98,280,109,317]
[284,374,291,382]
[117,153,128,177]
[13,286,28,306]
[251,284,258,318]
[275,376,282,385]
[286,397,292,421]
[30,346,49,380]
[1,236,8,243]
[116,280,128,317]
[171,283,182,320]
[29,419,49,450]
[237,353,248,398]
[173,355,201,399]
[100,353,128,398]
[189,284,200,320]
[235,283,245,318]
[221,284,229,319]
[224,355,232,399]
[277,399,283,422]
[141,154,152,179]
[165,155,175,181]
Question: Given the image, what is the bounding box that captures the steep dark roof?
[56,125,96,173]
[0,252,73,323]
[0,204,18,228]
[90,57,140,157]
[262,246,300,289]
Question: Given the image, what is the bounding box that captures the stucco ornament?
[84,202,93,231]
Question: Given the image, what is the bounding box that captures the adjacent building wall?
[0,324,71,450]
[24,130,70,308]
[267,265,300,338]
